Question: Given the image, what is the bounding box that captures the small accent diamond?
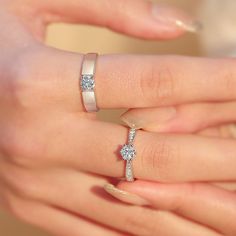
[128,128,136,143]
[120,144,136,161]
[81,75,95,91]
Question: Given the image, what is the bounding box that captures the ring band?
[80,53,99,112]
[120,128,137,181]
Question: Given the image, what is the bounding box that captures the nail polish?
[121,107,177,130]
[151,3,202,33]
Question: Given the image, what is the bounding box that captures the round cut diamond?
[120,144,136,161]
[81,75,95,91]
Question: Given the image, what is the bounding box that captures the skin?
[0,0,234,235]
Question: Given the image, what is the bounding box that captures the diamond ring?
[120,128,137,181]
[80,53,99,112]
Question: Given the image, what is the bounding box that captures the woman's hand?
[0,0,202,235]
[113,54,236,183]
[102,36,236,236]
[105,180,236,236]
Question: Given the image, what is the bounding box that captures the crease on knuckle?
[140,61,175,105]
[123,207,159,236]
[1,131,45,167]
[140,137,179,181]
[9,47,45,110]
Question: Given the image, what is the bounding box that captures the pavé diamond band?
[120,128,137,182]
[80,53,99,112]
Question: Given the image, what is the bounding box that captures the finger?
[120,102,236,133]
[5,118,236,182]
[94,55,236,109]
[33,0,198,39]
[198,124,236,138]
[212,182,236,191]
[2,192,123,236]
[12,1,201,112]
[3,167,221,236]
[115,181,236,235]
[34,54,236,111]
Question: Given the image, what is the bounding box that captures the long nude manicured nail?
[104,184,149,206]
[151,3,202,33]
[229,124,236,138]
[121,107,177,130]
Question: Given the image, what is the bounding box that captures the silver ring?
[80,53,99,112]
[120,128,137,182]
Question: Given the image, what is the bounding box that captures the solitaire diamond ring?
[120,128,137,182]
[80,53,99,112]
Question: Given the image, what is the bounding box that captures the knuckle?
[123,208,159,236]
[140,137,179,181]
[9,46,47,110]
[1,130,45,167]
[140,60,175,105]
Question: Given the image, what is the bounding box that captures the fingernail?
[121,107,177,130]
[151,3,202,33]
[104,184,149,206]
[229,124,236,138]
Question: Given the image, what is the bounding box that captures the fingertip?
[146,2,202,40]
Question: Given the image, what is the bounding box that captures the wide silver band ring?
[80,53,99,112]
[120,128,137,182]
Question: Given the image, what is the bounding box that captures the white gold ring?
[80,53,99,112]
[120,128,137,182]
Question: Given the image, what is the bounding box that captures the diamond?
[128,128,136,143]
[120,144,136,161]
[81,75,95,91]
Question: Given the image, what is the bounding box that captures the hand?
[0,0,200,235]
[104,44,236,236]
[114,55,236,183]
[105,180,236,236]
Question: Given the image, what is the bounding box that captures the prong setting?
[119,128,137,181]
[120,144,136,161]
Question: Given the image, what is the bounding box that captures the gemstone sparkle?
[81,75,95,91]
[120,144,136,161]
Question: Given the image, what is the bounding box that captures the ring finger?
[4,117,236,183]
